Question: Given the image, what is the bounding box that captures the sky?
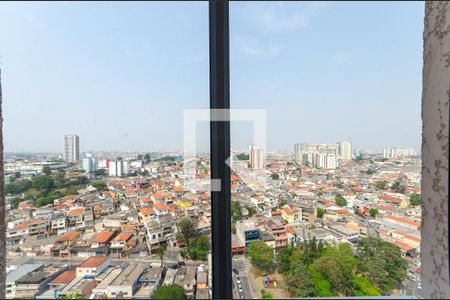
[0,1,424,153]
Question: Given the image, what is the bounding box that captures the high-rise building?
[294,143,307,163]
[249,145,264,170]
[82,157,97,173]
[339,141,352,160]
[109,160,129,177]
[64,135,80,162]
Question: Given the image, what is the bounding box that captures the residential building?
[64,135,80,162]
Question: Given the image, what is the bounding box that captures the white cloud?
[234,37,282,58]
[253,2,329,32]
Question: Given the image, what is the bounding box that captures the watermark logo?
[183,109,267,193]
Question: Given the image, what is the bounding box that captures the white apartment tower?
[294,143,307,163]
[249,145,264,170]
[109,160,129,177]
[64,135,80,162]
[339,141,352,160]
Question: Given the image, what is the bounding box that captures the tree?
[42,165,52,176]
[317,208,325,219]
[156,244,167,266]
[10,197,22,209]
[336,183,344,189]
[137,154,143,160]
[375,181,388,190]
[356,237,408,293]
[279,198,288,207]
[231,200,242,223]
[144,153,151,162]
[279,246,316,297]
[261,289,273,299]
[335,194,347,207]
[352,276,380,296]
[313,243,356,295]
[410,193,421,206]
[369,208,379,218]
[271,173,280,180]
[176,217,198,247]
[366,168,375,175]
[246,206,256,217]
[92,181,108,191]
[189,235,210,261]
[391,180,406,194]
[154,284,185,300]
[61,292,83,299]
[248,241,274,274]
[32,175,54,191]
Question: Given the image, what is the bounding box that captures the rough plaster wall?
[421,1,450,298]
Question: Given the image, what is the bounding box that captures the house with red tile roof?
[67,207,86,228]
[49,268,77,289]
[153,203,168,216]
[110,232,134,258]
[91,231,116,248]
[384,215,421,230]
[139,207,156,222]
[76,256,111,277]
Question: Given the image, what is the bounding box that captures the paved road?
[233,258,256,299]
[355,214,379,237]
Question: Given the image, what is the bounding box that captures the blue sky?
[0,1,424,153]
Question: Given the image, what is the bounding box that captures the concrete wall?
[421,1,450,298]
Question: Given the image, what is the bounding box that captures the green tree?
[391,180,406,194]
[43,165,52,176]
[61,291,83,299]
[366,168,375,175]
[335,194,347,207]
[176,217,198,247]
[137,154,143,160]
[280,246,316,297]
[375,181,388,190]
[32,175,55,191]
[144,153,151,162]
[279,198,288,207]
[231,200,242,223]
[357,237,408,293]
[92,181,108,191]
[410,193,421,206]
[317,208,325,219]
[352,276,381,296]
[10,197,22,209]
[246,206,256,217]
[156,244,167,266]
[369,208,379,218]
[248,241,274,274]
[336,183,344,189]
[261,289,273,299]
[154,284,185,300]
[313,243,356,295]
[309,265,334,297]
[271,173,280,180]
[189,235,210,261]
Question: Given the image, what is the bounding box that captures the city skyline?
[1,2,423,152]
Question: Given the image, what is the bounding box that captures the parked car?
[233,268,239,275]
[236,276,241,284]
[417,284,422,290]
[178,261,186,266]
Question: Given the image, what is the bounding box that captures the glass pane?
[1,2,211,299]
[230,1,423,298]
